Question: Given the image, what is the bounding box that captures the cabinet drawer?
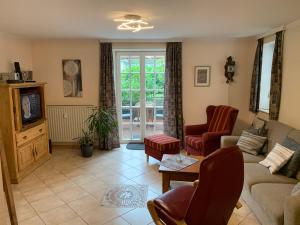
[16,123,46,147]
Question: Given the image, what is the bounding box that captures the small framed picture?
[194,66,211,87]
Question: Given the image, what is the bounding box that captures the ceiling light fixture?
[114,14,154,32]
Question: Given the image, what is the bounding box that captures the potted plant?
[87,107,118,150]
[76,130,94,157]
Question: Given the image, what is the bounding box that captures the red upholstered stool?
[144,134,180,162]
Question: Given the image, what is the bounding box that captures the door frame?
[114,49,166,144]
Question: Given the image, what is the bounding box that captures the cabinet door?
[33,135,48,161]
[17,144,34,172]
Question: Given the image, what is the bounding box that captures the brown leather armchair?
[185,105,238,156]
[147,146,244,225]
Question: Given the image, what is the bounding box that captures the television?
[20,89,42,125]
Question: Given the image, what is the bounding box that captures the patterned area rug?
[100,184,148,208]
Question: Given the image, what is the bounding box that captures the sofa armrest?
[221,136,240,148]
[284,195,300,225]
[184,124,208,136]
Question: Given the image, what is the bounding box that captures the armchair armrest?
[193,180,199,188]
[202,130,231,143]
[184,124,208,136]
[221,136,240,148]
[284,195,300,225]
[202,130,231,155]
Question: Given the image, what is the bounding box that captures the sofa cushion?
[244,163,297,189]
[237,131,267,155]
[242,152,264,163]
[291,182,300,196]
[251,183,295,225]
[259,143,294,174]
[267,120,293,153]
[279,135,300,178]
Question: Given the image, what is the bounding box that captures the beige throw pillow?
[259,143,294,174]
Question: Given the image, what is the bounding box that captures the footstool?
[144,134,180,162]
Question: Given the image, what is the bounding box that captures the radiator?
[47,105,94,143]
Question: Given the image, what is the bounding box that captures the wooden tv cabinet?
[0,82,50,183]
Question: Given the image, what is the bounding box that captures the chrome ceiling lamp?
[114,14,154,32]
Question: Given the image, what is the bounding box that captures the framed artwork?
[194,66,211,87]
[62,59,83,97]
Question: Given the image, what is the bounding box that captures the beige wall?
[279,23,300,129]
[182,38,256,133]
[0,32,32,73]
[32,39,99,105]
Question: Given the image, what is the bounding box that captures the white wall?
[0,32,32,73]
[32,39,99,105]
[279,22,300,129]
[182,38,256,134]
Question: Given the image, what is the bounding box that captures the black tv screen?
[20,91,42,124]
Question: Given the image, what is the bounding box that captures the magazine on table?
[160,154,199,170]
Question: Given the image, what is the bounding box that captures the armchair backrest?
[185,146,244,225]
[207,105,239,133]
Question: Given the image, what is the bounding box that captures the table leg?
[162,173,171,193]
[146,155,149,162]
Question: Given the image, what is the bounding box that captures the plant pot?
[80,144,93,157]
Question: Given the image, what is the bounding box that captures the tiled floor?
[12,145,261,225]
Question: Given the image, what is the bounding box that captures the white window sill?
[258,109,269,114]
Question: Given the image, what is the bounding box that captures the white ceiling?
[0,0,300,39]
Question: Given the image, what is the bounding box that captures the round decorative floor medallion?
[101,185,148,208]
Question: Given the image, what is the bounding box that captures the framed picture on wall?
[62,59,83,97]
[194,66,211,87]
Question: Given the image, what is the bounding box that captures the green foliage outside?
[120,56,165,106]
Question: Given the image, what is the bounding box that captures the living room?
[0,1,300,225]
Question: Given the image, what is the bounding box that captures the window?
[259,41,275,112]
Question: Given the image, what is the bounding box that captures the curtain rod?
[256,26,285,39]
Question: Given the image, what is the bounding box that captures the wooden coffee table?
[159,154,204,193]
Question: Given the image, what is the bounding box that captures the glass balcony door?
[115,51,165,143]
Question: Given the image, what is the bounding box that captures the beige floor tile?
[23,187,54,203]
[103,217,130,225]
[100,174,132,184]
[48,180,78,193]
[39,205,77,225]
[148,181,162,195]
[79,181,107,199]
[227,212,244,225]
[30,195,65,213]
[68,195,99,214]
[120,168,145,179]
[19,215,45,225]
[13,145,259,225]
[79,206,120,224]
[16,202,37,222]
[13,191,28,207]
[59,217,87,225]
[240,213,261,225]
[70,174,98,185]
[18,180,46,193]
[122,208,153,225]
[57,186,89,202]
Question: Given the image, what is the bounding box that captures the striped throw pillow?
[237,131,267,155]
[292,182,300,196]
[259,143,294,174]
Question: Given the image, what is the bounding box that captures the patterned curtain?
[99,42,120,150]
[249,38,264,112]
[269,31,284,120]
[163,42,184,143]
